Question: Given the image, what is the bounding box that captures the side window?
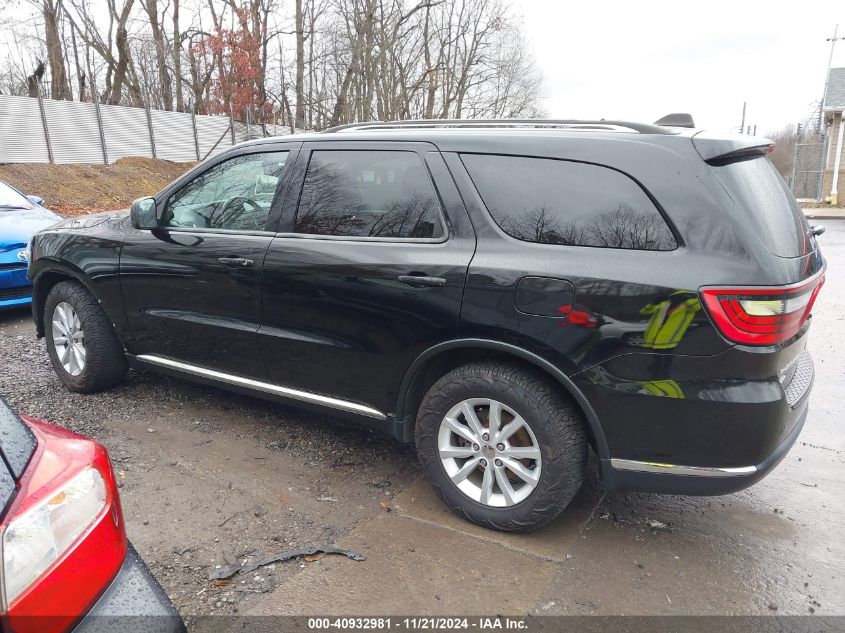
[294,150,445,239]
[461,154,677,251]
[164,151,289,231]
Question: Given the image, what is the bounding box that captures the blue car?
[1,180,62,310]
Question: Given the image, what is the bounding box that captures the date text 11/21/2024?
[307,617,529,630]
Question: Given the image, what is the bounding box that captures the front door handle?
[397,274,447,288]
[218,256,255,268]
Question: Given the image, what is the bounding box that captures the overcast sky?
[519,0,845,134]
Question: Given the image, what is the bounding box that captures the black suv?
[27,119,825,532]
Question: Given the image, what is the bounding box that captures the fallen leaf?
[304,553,326,562]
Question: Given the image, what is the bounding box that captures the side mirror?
[130,197,158,229]
[26,195,45,207]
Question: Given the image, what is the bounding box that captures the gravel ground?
[0,311,419,620]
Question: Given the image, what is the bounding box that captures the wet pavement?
[0,222,842,626]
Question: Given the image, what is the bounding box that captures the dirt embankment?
[0,157,195,216]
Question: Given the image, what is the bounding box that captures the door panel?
[120,231,273,377]
[259,144,475,414]
[119,147,297,379]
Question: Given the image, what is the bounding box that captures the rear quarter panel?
[442,137,821,468]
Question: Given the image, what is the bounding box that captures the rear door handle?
[218,256,255,268]
[397,275,447,287]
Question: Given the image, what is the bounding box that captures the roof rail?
[322,119,676,135]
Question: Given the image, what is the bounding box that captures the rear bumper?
[72,544,185,633]
[603,403,807,494]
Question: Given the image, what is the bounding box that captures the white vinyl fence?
[0,94,293,165]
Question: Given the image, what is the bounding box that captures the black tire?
[44,281,128,393]
[415,361,587,532]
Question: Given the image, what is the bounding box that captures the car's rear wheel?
[45,281,128,392]
[415,361,587,532]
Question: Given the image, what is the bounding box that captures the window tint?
[461,154,676,251]
[295,150,444,239]
[164,151,288,231]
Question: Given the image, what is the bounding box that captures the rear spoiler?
[692,130,773,165]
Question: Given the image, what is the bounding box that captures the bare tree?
[42,0,72,99]
[2,0,545,127]
[294,0,306,127]
[141,0,173,109]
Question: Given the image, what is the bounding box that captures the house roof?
[824,67,845,110]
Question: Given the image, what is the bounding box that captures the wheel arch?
[30,260,102,338]
[395,339,610,462]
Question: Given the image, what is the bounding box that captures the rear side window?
[711,157,810,258]
[461,154,676,251]
[295,150,445,239]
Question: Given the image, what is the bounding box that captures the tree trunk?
[144,0,173,110]
[207,0,229,112]
[43,0,71,99]
[69,22,86,100]
[423,6,436,119]
[172,0,184,111]
[329,0,376,128]
[294,0,305,129]
[109,23,130,104]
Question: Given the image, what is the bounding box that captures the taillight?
[3,468,107,604]
[700,273,824,345]
[1,417,126,633]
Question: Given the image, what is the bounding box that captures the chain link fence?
[790,133,825,201]
[0,95,293,165]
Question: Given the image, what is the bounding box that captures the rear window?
[461,154,676,251]
[712,157,810,258]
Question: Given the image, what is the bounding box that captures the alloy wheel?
[52,301,86,376]
[437,398,542,507]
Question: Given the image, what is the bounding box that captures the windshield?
[0,181,33,209]
[712,157,810,258]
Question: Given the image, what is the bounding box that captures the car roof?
[231,121,772,164]
[237,126,690,150]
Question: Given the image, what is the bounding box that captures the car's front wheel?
[415,361,587,532]
[45,281,128,392]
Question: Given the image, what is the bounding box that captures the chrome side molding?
[136,354,387,420]
[610,458,757,477]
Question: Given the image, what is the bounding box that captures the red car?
[0,399,184,633]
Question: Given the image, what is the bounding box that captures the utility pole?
[740,101,747,134]
[815,24,845,201]
[819,24,845,133]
